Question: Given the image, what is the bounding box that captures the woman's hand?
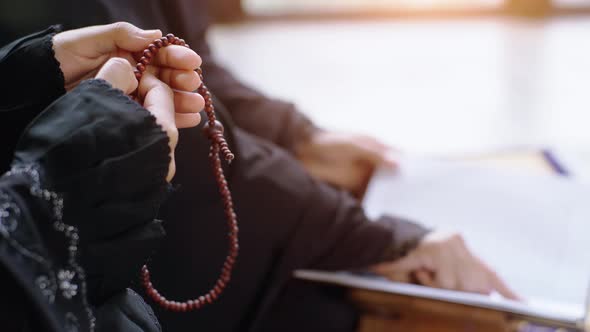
[296,131,397,197]
[53,22,161,90]
[57,22,205,126]
[372,232,520,300]
[53,22,204,96]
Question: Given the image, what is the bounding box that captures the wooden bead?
[136,63,146,72]
[172,302,180,311]
[143,49,153,58]
[187,300,195,310]
[161,37,169,46]
[154,39,163,48]
[148,44,158,53]
[139,57,150,65]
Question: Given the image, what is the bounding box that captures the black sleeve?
[96,289,162,332]
[0,172,91,331]
[12,79,171,305]
[0,25,65,114]
[286,179,429,271]
[164,0,319,153]
[0,78,172,331]
[235,129,429,272]
[0,25,66,173]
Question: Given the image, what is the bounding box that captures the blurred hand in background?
[296,131,398,196]
[372,232,521,300]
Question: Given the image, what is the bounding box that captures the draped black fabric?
[0,26,65,175]
[0,29,170,331]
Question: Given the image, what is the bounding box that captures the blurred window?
[553,0,590,7]
[244,0,505,15]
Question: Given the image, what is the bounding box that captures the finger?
[95,57,138,95]
[358,135,390,151]
[383,150,400,170]
[372,253,425,275]
[173,90,205,114]
[168,156,176,182]
[150,45,202,71]
[433,265,458,290]
[382,271,412,283]
[139,72,174,122]
[175,113,202,129]
[413,269,436,287]
[139,72,177,182]
[489,270,521,301]
[354,136,396,168]
[299,158,357,191]
[456,270,493,295]
[93,22,162,54]
[158,69,202,91]
[461,281,492,295]
[138,72,177,152]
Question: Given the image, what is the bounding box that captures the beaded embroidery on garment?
[0,164,95,332]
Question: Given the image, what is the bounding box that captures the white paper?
[362,156,590,321]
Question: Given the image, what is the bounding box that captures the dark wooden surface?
[350,289,585,332]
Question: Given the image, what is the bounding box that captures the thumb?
[138,72,177,182]
[95,22,162,54]
[95,57,138,95]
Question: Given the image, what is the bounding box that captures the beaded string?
[134,33,238,312]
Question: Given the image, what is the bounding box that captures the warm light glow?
[384,0,500,9]
[245,0,505,15]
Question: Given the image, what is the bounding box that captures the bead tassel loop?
[135,33,238,312]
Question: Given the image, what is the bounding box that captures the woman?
[0,22,203,331]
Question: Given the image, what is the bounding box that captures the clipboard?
[297,151,590,332]
[295,270,589,331]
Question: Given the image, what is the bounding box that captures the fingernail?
[140,29,161,38]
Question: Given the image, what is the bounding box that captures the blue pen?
[541,149,569,176]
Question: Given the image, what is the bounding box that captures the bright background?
[210,9,590,156]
